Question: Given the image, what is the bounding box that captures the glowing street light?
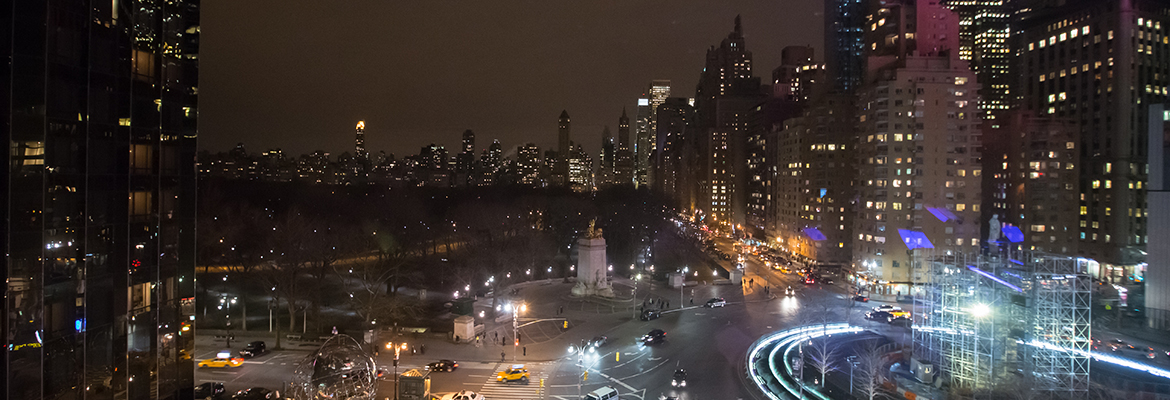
[971,303,992,318]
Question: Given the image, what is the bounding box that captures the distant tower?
[616,109,633,184]
[599,126,616,186]
[355,120,367,159]
[462,129,475,154]
[558,110,572,185]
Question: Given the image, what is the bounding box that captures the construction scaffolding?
[913,249,1091,399]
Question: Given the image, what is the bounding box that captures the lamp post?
[847,355,858,394]
[632,274,641,318]
[386,341,408,400]
[506,302,526,362]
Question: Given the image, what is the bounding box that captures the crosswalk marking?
[436,363,548,400]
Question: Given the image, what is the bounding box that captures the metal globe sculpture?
[291,334,378,400]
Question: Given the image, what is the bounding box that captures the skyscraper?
[654,98,695,210]
[1016,0,1169,273]
[693,16,765,226]
[598,126,616,186]
[616,109,634,184]
[356,120,367,159]
[824,0,866,93]
[636,80,671,187]
[2,1,200,399]
[557,110,572,185]
[943,0,1014,122]
[517,143,542,186]
[455,130,476,187]
[852,0,982,295]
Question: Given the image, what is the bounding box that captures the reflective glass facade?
[2,1,199,399]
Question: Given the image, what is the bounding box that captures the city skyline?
[199,1,825,157]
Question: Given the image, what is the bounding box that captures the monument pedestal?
[571,237,614,298]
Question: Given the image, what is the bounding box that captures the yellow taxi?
[198,351,244,368]
[495,364,530,384]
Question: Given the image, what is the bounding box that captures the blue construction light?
[1002,225,1024,243]
[802,227,827,241]
[898,229,934,249]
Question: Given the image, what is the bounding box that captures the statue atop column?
[571,219,615,297]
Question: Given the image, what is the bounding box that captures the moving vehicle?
[588,336,608,349]
[199,351,244,368]
[195,382,226,400]
[874,304,901,313]
[425,359,459,372]
[704,298,726,308]
[583,386,619,400]
[239,341,267,358]
[890,316,912,327]
[640,309,661,321]
[785,286,794,296]
[641,329,667,345]
[803,276,815,284]
[671,369,688,387]
[852,295,869,302]
[231,388,279,400]
[865,311,894,323]
[823,278,835,285]
[440,390,485,400]
[496,364,530,384]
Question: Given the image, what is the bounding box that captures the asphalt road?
[195,234,905,400]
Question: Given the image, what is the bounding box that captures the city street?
[193,230,911,400]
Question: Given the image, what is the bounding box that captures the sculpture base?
[571,282,616,298]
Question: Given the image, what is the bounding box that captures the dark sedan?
[425,359,459,372]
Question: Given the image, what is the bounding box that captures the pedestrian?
[421,344,426,354]
[502,337,507,346]
[523,346,527,356]
[455,335,461,343]
[666,301,670,308]
[690,298,694,306]
[501,352,506,361]
[494,332,498,341]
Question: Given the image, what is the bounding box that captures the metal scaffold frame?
[913,249,1091,399]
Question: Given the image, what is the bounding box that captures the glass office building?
[2,1,200,399]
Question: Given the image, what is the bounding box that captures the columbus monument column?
[571,220,615,297]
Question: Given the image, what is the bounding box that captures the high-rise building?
[598,126,616,186]
[692,16,766,227]
[771,46,825,102]
[356,121,367,158]
[943,0,1014,122]
[518,143,542,186]
[616,109,634,184]
[983,112,1080,255]
[557,110,572,185]
[769,94,857,267]
[852,0,983,295]
[654,98,695,210]
[2,1,200,398]
[455,130,476,187]
[636,80,672,187]
[825,0,867,93]
[568,144,592,189]
[1016,0,1170,273]
[1145,104,1170,330]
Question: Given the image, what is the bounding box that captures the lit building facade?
[1016,0,1170,272]
[2,1,200,398]
[557,110,572,186]
[636,80,671,187]
[853,0,983,295]
[616,109,634,184]
[517,143,541,186]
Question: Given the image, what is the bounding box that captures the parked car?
[441,390,485,400]
[232,388,279,400]
[704,298,727,308]
[239,341,267,358]
[641,329,667,345]
[640,309,661,321]
[852,295,869,302]
[195,382,226,400]
[425,359,459,372]
[874,304,901,313]
[823,278,835,285]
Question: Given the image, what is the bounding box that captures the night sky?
[200,1,825,158]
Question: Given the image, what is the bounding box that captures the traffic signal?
[583,371,588,381]
[563,320,568,329]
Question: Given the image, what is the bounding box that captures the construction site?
[911,248,1093,399]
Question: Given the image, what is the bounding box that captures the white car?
[441,390,485,400]
[874,304,901,313]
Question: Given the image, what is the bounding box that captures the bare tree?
[853,339,889,400]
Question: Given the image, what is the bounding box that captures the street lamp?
[386,341,408,400]
[632,274,642,318]
[506,302,526,361]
